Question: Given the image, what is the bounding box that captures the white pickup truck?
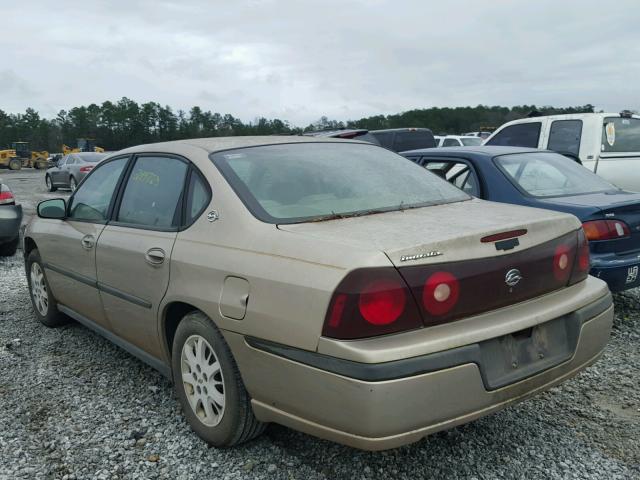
[484,111,640,192]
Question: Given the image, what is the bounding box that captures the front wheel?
[171,311,266,447]
[8,159,21,171]
[26,249,68,327]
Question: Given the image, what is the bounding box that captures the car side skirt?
[57,304,170,378]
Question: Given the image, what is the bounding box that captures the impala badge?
[505,268,522,287]
[400,251,443,262]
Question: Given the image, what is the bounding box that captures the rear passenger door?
[95,154,189,359]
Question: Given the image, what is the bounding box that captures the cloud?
[0,0,638,124]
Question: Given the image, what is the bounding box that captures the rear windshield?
[602,117,640,153]
[496,152,617,197]
[78,153,106,163]
[461,137,483,146]
[212,142,469,223]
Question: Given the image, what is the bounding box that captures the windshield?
[496,152,617,197]
[461,137,482,146]
[602,117,640,153]
[212,142,469,223]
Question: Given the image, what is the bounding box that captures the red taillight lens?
[569,229,590,285]
[0,185,15,205]
[79,165,94,173]
[422,271,460,316]
[582,220,630,241]
[323,268,422,340]
[358,279,406,325]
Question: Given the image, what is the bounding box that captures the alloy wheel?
[30,263,49,316]
[181,335,226,426]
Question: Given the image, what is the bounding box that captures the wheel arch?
[23,236,38,258]
[161,301,200,360]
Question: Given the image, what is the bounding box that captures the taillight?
[422,271,459,315]
[79,165,94,173]
[569,229,590,285]
[322,268,422,339]
[553,244,574,282]
[582,220,630,241]
[0,184,15,205]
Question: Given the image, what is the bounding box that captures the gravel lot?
[0,170,639,479]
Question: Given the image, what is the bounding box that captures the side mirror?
[37,199,67,219]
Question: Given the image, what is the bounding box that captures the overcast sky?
[1,0,639,125]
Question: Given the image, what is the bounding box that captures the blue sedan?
[401,146,640,292]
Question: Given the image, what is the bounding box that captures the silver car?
[45,152,108,192]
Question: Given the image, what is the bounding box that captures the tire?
[26,249,68,327]
[69,176,77,192]
[8,159,21,171]
[45,175,57,192]
[0,237,18,257]
[171,311,266,447]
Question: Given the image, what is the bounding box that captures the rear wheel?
[69,176,77,192]
[26,249,67,327]
[0,238,18,257]
[45,175,57,192]
[171,311,265,447]
[8,159,21,171]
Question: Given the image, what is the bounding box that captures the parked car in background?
[368,128,436,152]
[464,131,493,140]
[485,111,640,192]
[45,152,108,192]
[25,137,611,450]
[402,145,640,292]
[438,135,483,147]
[0,178,22,256]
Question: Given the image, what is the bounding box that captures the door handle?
[145,248,166,266]
[81,235,95,249]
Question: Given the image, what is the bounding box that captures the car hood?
[278,198,580,266]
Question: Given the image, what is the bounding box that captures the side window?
[117,156,188,228]
[442,138,460,147]
[69,157,128,222]
[424,160,480,196]
[547,120,582,156]
[186,171,211,224]
[486,123,541,148]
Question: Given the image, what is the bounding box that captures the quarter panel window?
[547,120,583,155]
[68,157,128,222]
[486,123,542,148]
[117,156,188,228]
[186,171,211,224]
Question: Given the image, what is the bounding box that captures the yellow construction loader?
[63,138,104,155]
[0,142,49,170]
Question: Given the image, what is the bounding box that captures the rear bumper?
[0,204,22,243]
[591,251,640,292]
[225,282,613,450]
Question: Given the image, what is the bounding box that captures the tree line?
[0,98,595,152]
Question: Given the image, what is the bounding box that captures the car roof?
[370,128,433,133]
[400,145,542,157]
[303,129,368,137]
[118,135,366,155]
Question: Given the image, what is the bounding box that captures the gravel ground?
[0,170,639,479]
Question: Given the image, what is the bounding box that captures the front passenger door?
[95,155,189,359]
